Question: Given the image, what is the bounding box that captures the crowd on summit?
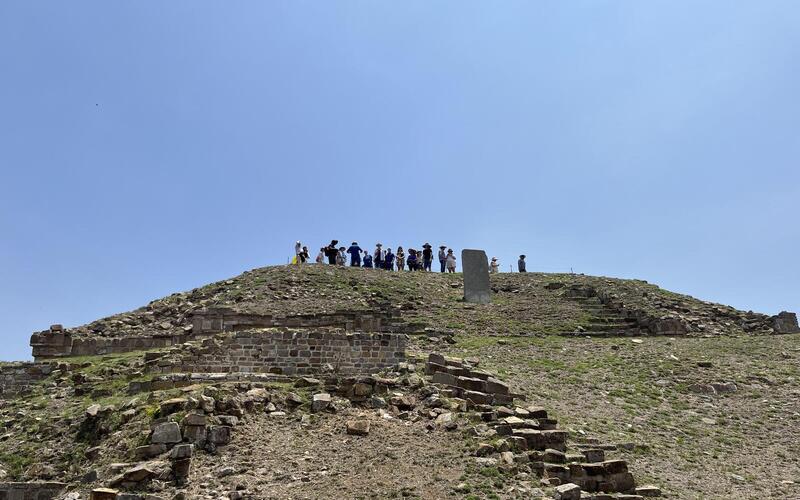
[292,240,528,273]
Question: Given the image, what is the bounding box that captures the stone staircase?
[424,354,660,498]
[561,295,643,337]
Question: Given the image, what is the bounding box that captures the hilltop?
[2,265,799,499]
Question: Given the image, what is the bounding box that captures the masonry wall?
[189,308,401,335]
[149,330,407,376]
[0,482,65,499]
[0,363,52,397]
[30,308,407,361]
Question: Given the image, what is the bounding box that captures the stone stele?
[462,249,491,304]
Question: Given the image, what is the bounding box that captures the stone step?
[557,329,642,338]
[585,323,638,332]
[583,316,638,324]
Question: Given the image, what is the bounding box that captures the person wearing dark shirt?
[374,244,384,270]
[324,240,339,265]
[518,255,527,273]
[384,248,395,271]
[298,246,310,263]
[347,242,362,267]
[363,251,373,268]
[407,249,418,271]
[422,243,433,272]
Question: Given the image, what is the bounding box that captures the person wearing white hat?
[294,241,302,265]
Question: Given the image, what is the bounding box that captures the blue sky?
[1,2,798,360]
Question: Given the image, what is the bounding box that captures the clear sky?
[1,2,798,361]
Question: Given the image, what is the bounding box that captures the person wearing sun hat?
[438,245,447,273]
[421,243,433,272]
[518,255,527,273]
[445,248,457,273]
[490,257,499,274]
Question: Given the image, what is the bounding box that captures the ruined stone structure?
[0,362,53,396]
[146,329,407,376]
[30,308,406,361]
[0,482,66,499]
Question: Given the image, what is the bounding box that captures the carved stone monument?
[462,249,491,304]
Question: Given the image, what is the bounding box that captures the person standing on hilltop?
[396,246,405,271]
[446,249,457,273]
[407,249,418,271]
[336,246,347,266]
[518,255,527,273]
[422,243,433,272]
[299,246,310,264]
[374,243,384,270]
[316,247,325,264]
[384,247,395,271]
[347,241,362,267]
[362,250,373,268]
[324,240,339,265]
[294,241,302,264]
[490,257,499,273]
[438,245,447,273]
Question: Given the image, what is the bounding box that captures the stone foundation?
[0,482,65,499]
[0,363,53,397]
[30,309,409,361]
[147,330,407,376]
[189,308,403,335]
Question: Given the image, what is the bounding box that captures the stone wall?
[30,308,408,361]
[188,308,403,335]
[29,328,186,361]
[0,482,65,499]
[0,363,53,397]
[147,330,406,376]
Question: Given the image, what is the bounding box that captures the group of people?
[294,241,529,273]
[300,241,459,272]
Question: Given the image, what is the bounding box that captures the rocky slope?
[2,264,799,499]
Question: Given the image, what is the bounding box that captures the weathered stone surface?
[636,485,662,497]
[181,412,207,427]
[207,425,232,445]
[346,419,370,436]
[90,488,119,500]
[583,449,605,463]
[462,249,491,304]
[159,398,187,416]
[170,444,194,460]
[151,422,182,444]
[773,311,800,333]
[554,482,581,500]
[311,393,331,413]
[135,444,167,459]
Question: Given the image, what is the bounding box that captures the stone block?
[311,393,331,412]
[151,422,182,444]
[135,444,167,459]
[207,425,232,445]
[554,483,582,500]
[462,249,491,304]
[456,376,486,392]
[346,419,370,436]
[90,489,119,500]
